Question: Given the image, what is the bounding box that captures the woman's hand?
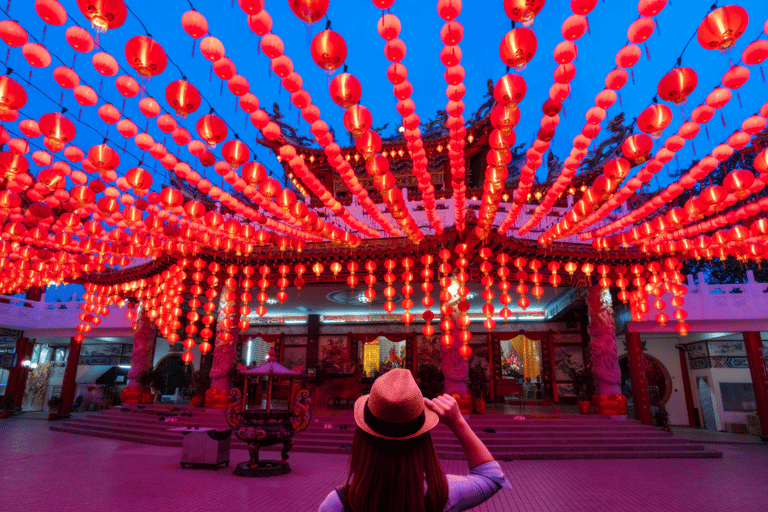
[424,394,465,431]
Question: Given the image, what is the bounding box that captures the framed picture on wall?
[554,345,583,381]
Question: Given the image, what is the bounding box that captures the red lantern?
[503,0,545,26]
[125,36,167,78]
[499,27,537,71]
[165,80,201,118]
[636,104,672,139]
[622,133,653,162]
[697,5,748,51]
[0,76,27,114]
[76,0,126,32]
[181,10,208,38]
[329,73,362,108]
[196,114,228,147]
[310,30,347,71]
[222,140,250,168]
[0,20,28,47]
[35,0,67,26]
[344,105,372,137]
[88,144,120,172]
[657,67,698,105]
[22,43,51,68]
[38,113,76,144]
[288,0,329,24]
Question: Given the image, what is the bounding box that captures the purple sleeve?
[317,489,343,512]
[445,461,511,511]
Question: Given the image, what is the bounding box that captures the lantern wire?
[125,5,152,38]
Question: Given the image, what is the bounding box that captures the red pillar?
[5,337,29,408]
[626,331,652,426]
[677,346,697,427]
[743,331,768,438]
[57,337,83,416]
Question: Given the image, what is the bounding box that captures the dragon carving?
[586,286,622,396]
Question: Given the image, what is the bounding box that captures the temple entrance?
[156,354,193,397]
[361,336,407,378]
[490,331,553,403]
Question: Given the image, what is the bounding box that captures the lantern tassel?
[71,54,76,68]
[631,69,635,85]
[121,99,126,114]
[655,18,661,35]
[78,109,81,120]
[4,48,9,64]
[209,64,212,81]
[644,43,650,61]
[42,25,46,43]
[99,77,103,94]
[234,97,238,113]
[59,91,64,105]
[220,81,223,96]
[618,92,622,106]
[720,111,726,127]
[257,38,261,55]
[191,40,195,58]
[737,92,742,108]
[761,66,765,82]
[691,142,695,156]
[586,16,590,34]
[705,125,709,140]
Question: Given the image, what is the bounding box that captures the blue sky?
[5,0,768,301]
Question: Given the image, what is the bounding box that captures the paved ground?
[1,418,767,512]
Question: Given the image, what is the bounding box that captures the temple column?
[442,326,468,396]
[57,337,82,416]
[206,283,241,408]
[586,286,621,396]
[120,305,158,404]
[5,337,29,409]
[743,332,768,439]
[626,331,652,426]
[677,345,697,427]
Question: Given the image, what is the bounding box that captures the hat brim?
[353,394,440,441]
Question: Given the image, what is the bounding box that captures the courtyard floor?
[1,417,766,512]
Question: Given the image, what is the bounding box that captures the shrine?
[1,1,768,492]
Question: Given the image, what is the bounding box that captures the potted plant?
[566,365,595,414]
[654,405,671,432]
[468,362,489,414]
[1,395,15,418]
[47,396,62,420]
[416,363,445,399]
[149,368,165,401]
[189,370,211,407]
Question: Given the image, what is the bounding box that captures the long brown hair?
[343,428,449,512]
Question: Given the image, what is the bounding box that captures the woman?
[318,369,509,512]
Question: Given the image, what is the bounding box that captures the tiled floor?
[1,418,767,512]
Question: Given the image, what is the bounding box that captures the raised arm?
[424,394,493,469]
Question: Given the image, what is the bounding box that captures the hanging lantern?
[347,261,359,289]
[165,80,201,118]
[0,76,28,114]
[383,259,397,315]
[124,36,167,78]
[364,260,377,302]
[497,253,511,320]
[221,140,250,168]
[438,249,454,346]
[312,261,324,277]
[421,254,435,336]
[310,29,347,71]
[499,27,538,71]
[479,248,495,331]
[77,0,127,32]
[547,261,561,287]
[637,104,673,138]
[196,114,228,147]
[697,5,748,51]
[657,67,698,105]
[288,0,329,24]
[503,0,545,26]
[329,73,363,108]
[294,263,306,291]
[38,113,76,145]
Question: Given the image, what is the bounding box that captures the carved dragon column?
[586,286,623,414]
[120,305,157,404]
[206,283,241,408]
[441,326,468,396]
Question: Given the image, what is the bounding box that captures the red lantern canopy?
[657,67,698,105]
[697,5,748,51]
[196,114,228,147]
[125,36,167,78]
[35,0,68,26]
[288,0,329,24]
[76,0,127,32]
[310,30,347,71]
[499,27,537,71]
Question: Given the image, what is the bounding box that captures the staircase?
[50,405,721,460]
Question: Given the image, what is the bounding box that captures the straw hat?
[354,368,439,440]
